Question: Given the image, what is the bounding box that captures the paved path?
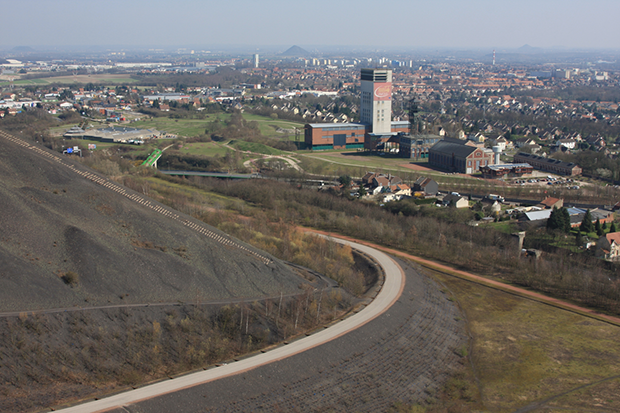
[53,238,431,413]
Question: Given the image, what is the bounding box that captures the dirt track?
[309,230,620,327]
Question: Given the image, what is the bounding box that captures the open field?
[241,113,304,139]
[177,141,231,157]
[3,78,49,85]
[299,150,438,179]
[229,140,286,155]
[130,113,303,140]
[303,150,479,182]
[0,73,139,86]
[482,220,519,234]
[130,117,219,137]
[302,150,443,176]
[428,267,620,412]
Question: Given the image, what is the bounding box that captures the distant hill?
[0,131,307,312]
[281,45,312,57]
[517,44,543,54]
[10,46,35,53]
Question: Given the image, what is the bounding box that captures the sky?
[3,0,620,51]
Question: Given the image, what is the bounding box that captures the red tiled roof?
[606,232,620,246]
[540,197,561,208]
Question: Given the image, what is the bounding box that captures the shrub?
[61,271,79,286]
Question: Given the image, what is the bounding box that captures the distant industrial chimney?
[493,49,496,66]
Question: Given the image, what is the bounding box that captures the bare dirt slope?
[0,131,307,312]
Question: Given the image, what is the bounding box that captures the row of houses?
[519,197,614,228]
[358,173,440,203]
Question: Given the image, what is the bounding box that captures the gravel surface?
[0,130,306,312]
[111,257,467,413]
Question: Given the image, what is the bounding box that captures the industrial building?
[304,123,367,150]
[304,68,409,151]
[479,163,534,179]
[141,93,190,103]
[428,138,494,174]
[82,126,160,143]
[513,153,582,176]
[360,68,392,134]
[399,134,443,159]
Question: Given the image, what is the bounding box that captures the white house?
[442,193,469,208]
[556,138,576,150]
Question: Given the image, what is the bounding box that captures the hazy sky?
[3,0,620,51]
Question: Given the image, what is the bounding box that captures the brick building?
[479,163,533,179]
[429,138,494,174]
[304,122,409,151]
[513,153,582,176]
[304,68,409,151]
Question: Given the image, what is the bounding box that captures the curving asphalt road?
[53,238,406,413]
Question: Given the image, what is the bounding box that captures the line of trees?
[142,174,620,315]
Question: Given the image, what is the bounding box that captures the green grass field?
[241,113,304,139]
[430,267,620,412]
[229,140,285,155]
[129,113,303,140]
[130,117,220,137]
[177,141,231,157]
[15,78,48,85]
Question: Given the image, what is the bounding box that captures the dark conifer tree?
[596,219,604,237]
[561,207,571,233]
[580,209,594,233]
